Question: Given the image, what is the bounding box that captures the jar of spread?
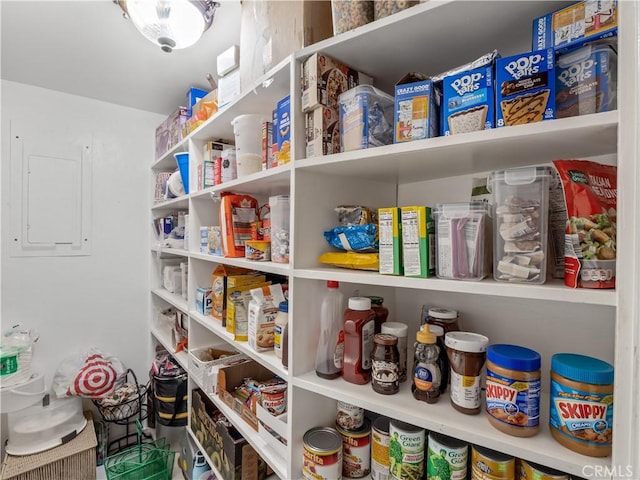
[371,333,399,395]
[425,306,461,332]
[381,322,408,382]
[343,297,375,385]
[428,324,450,393]
[445,331,489,415]
[368,296,389,334]
[549,353,614,457]
[485,344,541,437]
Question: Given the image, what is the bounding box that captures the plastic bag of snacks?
[332,0,374,35]
[318,251,379,270]
[374,0,419,20]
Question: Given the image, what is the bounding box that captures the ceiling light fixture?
[116,0,220,53]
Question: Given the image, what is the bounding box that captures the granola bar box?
[442,65,494,136]
[495,49,555,128]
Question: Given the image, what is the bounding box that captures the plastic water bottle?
[315,281,345,379]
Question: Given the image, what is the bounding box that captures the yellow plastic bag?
[318,251,379,271]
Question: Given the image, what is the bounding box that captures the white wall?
[1,80,163,393]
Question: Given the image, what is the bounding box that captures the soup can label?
[371,423,390,480]
[427,433,468,480]
[337,421,371,478]
[303,427,343,480]
[471,446,514,480]
[337,400,364,431]
[389,421,425,480]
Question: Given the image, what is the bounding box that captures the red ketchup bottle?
[343,297,376,385]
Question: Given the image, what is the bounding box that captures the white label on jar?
[361,320,375,370]
[334,330,344,369]
[450,370,481,409]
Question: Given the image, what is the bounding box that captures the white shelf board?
[190,311,289,381]
[151,287,189,312]
[150,324,189,370]
[151,246,189,257]
[153,140,188,171]
[190,252,291,277]
[293,372,609,478]
[293,267,617,307]
[151,196,189,211]
[190,164,291,200]
[294,112,618,184]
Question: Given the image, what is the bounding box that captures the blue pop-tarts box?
[186,87,209,117]
[533,1,617,52]
[495,49,555,127]
[442,65,494,136]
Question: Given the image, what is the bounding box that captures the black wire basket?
[93,369,148,423]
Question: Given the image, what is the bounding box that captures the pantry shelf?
[294,111,618,184]
[293,372,608,478]
[151,196,189,211]
[293,267,617,307]
[150,325,188,371]
[189,164,292,200]
[151,287,189,313]
[190,252,291,276]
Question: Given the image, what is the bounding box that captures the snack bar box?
[533,0,617,52]
[442,65,494,136]
[495,49,555,127]
[394,72,440,143]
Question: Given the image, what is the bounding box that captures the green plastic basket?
[104,421,175,480]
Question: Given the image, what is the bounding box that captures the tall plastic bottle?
[315,281,345,379]
[412,324,441,403]
[343,296,376,385]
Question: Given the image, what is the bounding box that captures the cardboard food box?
[186,87,210,117]
[302,52,374,112]
[155,118,169,160]
[167,106,189,151]
[533,1,618,52]
[196,287,213,315]
[306,105,340,158]
[261,121,272,170]
[190,389,269,480]
[276,96,291,165]
[188,345,245,393]
[495,49,555,127]
[442,65,495,136]
[211,265,253,324]
[378,207,403,275]
[226,278,270,339]
[401,206,435,278]
[240,0,333,92]
[218,360,277,431]
[394,73,440,143]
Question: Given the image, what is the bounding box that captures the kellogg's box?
[442,65,494,136]
[496,49,555,128]
[276,95,291,165]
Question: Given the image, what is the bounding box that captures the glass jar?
[424,306,461,332]
[371,334,399,395]
[367,296,389,334]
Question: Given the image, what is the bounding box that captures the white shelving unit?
[149,2,640,479]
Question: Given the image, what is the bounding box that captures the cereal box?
[302,52,373,112]
[261,121,272,170]
[401,206,435,278]
[495,49,555,128]
[305,105,340,158]
[394,73,440,143]
[211,265,252,324]
[196,287,213,316]
[533,1,617,52]
[378,207,403,275]
[442,65,494,136]
[276,96,291,165]
[271,109,278,168]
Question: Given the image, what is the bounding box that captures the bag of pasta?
[553,159,617,289]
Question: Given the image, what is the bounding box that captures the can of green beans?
[389,420,425,480]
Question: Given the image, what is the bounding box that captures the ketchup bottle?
[343,297,375,385]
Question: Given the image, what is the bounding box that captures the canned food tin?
[427,432,468,480]
[336,418,372,478]
[245,240,271,261]
[517,459,569,480]
[371,416,390,480]
[303,427,343,480]
[337,400,364,431]
[471,445,515,480]
[389,420,425,480]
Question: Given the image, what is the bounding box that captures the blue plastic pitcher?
[174,152,189,194]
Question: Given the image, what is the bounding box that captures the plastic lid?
[428,325,445,337]
[348,297,371,311]
[551,353,614,385]
[327,281,339,289]
[444,331,489,353]
[278,301,288,313]
[487,344,541,372]
[381,322,408,337]
[416,324,436,344]
[368,296,384,305]
[374,333,398,345]
[487,166,552,191]
[428,307,458,320]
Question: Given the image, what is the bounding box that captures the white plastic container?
[269,195,290,264]
[339,85,395,151]
[488,166,552,284]
[0,373,46,414]
[315,281,346,379]
[231,114,266,177]
[433,202,490,281]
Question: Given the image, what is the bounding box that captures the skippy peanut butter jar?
[549,353,614,457]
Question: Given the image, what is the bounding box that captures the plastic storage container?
[488,166,552,284]
[269,195,290,263]
[339,85,395,152]
[433,202,490,281]
[231,114,265,177]
[374,0,419,20]
[331,0,374,35]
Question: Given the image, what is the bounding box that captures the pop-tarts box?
[276,95,291,165]
[533,1,617,52]
[442,65,494,136]
[394,73,440,143]
[496,49,555,127]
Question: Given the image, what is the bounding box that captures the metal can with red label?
[303,427,343,480]
[336,418,371,478]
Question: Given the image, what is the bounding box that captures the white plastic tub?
[231,114,266,177]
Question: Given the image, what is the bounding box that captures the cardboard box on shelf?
[186,87,210,117]
[219,68,241,108]
[211,265,254,324]
[442,65,495,136]
[378,207,403,276]
[305,105,340,158]
[188,345,245,394]
[239,0,333,91]
[401,206,435,278]
[394,72,440,143]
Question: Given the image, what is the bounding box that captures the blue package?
[394,74,440,142]
[533,1,617,52]
[324,224,378,252]
[186,87,209,117]
[442,65,494,136]
[496,49,555,128]
[555,42,617,118]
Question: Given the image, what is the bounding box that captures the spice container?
[374,0,419,20]
[485,344,541,437]
[331,0,374,35]
[428,324,449,393]
[368,296,389,334]
[411,324,441,404]
[487,166,552,284]
[427,432,468,480]
[371,333,400,395]
[336,418,372,478]
[371,416,390,480]
[388,420,425,480]
[445,331,489,414]
[424,306,461,332]
[337,401,364,431]
[343,297,375,385]
[381,322,408,382]
[433,202,490,280]
[549,353,614,457]
[471,445,515,480]
[303,427,343,480]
